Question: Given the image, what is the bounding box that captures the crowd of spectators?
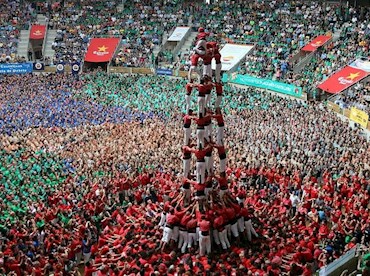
[0,72,369,275]
[334,81,370,113]
[0,0,37,62]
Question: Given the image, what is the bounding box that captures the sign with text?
[0,63,33,74]
[227,74,303,97]
[212,44,254,71]
[167,27,190,42]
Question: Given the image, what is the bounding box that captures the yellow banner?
[349,107,369,128]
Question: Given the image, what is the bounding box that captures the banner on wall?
[167,27,190,42]
[350,57,370,72]
[33,62,45,71]
[226,74,303,97]
[84,38,120,62]
[212,44,254,71]
[349,107,369,128]
[156,68,172,76]
[317,65,369,94]
[56,63,65,73]
[71,62,81,75]
[301,35,332,52]
[29,25,46,40]
[228,74,302,97]
[0,63,33,74]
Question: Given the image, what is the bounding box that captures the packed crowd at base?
[0,72,370,275]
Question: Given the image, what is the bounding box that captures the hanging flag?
[317,65,368,94]
[301,35,332,52]
[33,62,45,71]
[56,62,65,73]
[29,25,46,40]
[84,38,120,62]
[71,62,81,75]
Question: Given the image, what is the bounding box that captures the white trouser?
[196,161,206,184]
[238,217,245,233]
[83,252,91,264]
[225,224,231,239]
[185,95,191,113]
[220,157,226,173]
[162,227,173,243]
[178,230,188,253]
[205,123,212,141]
[217,126,224,145]
[203,64,211,77]
[196,128,205,148]
[75,251,82,264]
[205,155,213,176]
[244,219,258,241]
[188,232,197,248]
[199,233,211,256]
[183,158,191,178]
[205,94,210,109]
[182,187,191,205]
[171,226,179,242]
[219,229,230,249]
[215,95,222,108]
[231,222,239,238]
[215,63,222,82]
[220,188,228,197]
[184,126,191,145]
[159,212,167,229]
[213,229,221,245]
[197,96,205,116]
[196,227,200,242]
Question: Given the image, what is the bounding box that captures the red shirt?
[186,83,193,94]
[199,219,211,231]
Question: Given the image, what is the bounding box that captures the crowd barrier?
[328,101,370,130]
[317,245,358,276]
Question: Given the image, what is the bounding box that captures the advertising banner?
[349,107,369,128]
[301,35,332,52]
[167,27,190,42]
[228,74,303,97]
[212,44,254,71]
[85,38,120,62]
[0,63,33,74]
[156,68,172,76]
[29,25,46,40]
[317,65,368,94]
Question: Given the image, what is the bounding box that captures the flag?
[84,38,120,62]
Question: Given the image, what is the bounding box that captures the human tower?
[181,27,227,205]
[159,28,258,256]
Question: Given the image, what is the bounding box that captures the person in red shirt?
[188,27,210,81]
[183,142,213,185]
[183,110,196,146]
[185,82,196,114]
[214,143,227,174]
[212,108,225,145]
[194,113,211,149]
[160,208,178,251]
[198,209,211,256]
[207,41,222,82]
[194,76,213,117]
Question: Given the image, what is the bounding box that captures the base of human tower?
[158,29,258,256]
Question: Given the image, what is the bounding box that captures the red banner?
[84,38,120,62]
[29,25,46,40]
[301,35,332,52]
[317,66,369,94]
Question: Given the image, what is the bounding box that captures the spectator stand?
[291,33,333,72]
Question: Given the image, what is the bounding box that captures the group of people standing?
[159,28,258,257]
